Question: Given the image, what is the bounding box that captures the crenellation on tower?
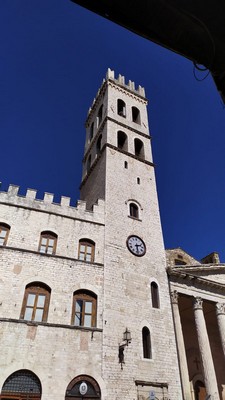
[26,188,37,200]
[106,68,146,97]
[86,69,146,124]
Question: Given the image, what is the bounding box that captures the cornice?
[167,267,225,292]
[170,265,225,273]
[107,79,147,103]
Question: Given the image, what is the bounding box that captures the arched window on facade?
[151,282,160,309]
[78,239,95,262]
[20,282,51,322]
[194,380,206,400]
[90,122,94,141]
[0,223,10,246]
[1,369,42,400]
[117,99,126,118]
[97,105,103,128]
[71,290,97,328]
[87,154,91,174]
[129,203,139,219]
[38,231,57,255]
[117,131,127,151]
[142,326,151,359]
[132,106,141,124]
[134,138,145,160]
[65,375,101,399]
[96,135,102,156]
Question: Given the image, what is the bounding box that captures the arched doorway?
[194,380,206,400]
[65,375,101,399]
[0,369,41,400]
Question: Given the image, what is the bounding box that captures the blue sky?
[1,1,225,261]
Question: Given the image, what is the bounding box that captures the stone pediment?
[166,247,200,267]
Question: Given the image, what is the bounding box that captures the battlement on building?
[0,184,105,224]
[87,68,146,117]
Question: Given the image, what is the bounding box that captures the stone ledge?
[0,317,103,332]
[135,380,168,388]
[0,246,104,267]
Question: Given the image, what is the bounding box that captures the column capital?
[193,297,203,310]
[171,290,179,304]
[216,302,225,315]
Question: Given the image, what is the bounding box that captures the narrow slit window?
[96,134,102,155]
[142,327,151,359]
[124,161,128,169]
[137,177,140,184]
[151,282,160,308]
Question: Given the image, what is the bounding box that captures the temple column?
[216,302,225,358]
[193,297,219,400]
[171,290,192,400]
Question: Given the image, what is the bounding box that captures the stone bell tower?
[80,69,182,399]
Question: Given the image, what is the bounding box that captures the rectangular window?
[74,299,93,327]
[78,241,95,262]
[24,293,46,322]
[38,232,57,255]
[21,285,50,322]
[0,225,10,246]
[72,292,97,328]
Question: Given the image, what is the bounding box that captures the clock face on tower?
[126,235,146,257]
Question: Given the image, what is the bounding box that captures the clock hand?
[135,244,140,253]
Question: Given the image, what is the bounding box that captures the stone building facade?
[0,69,224,400]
